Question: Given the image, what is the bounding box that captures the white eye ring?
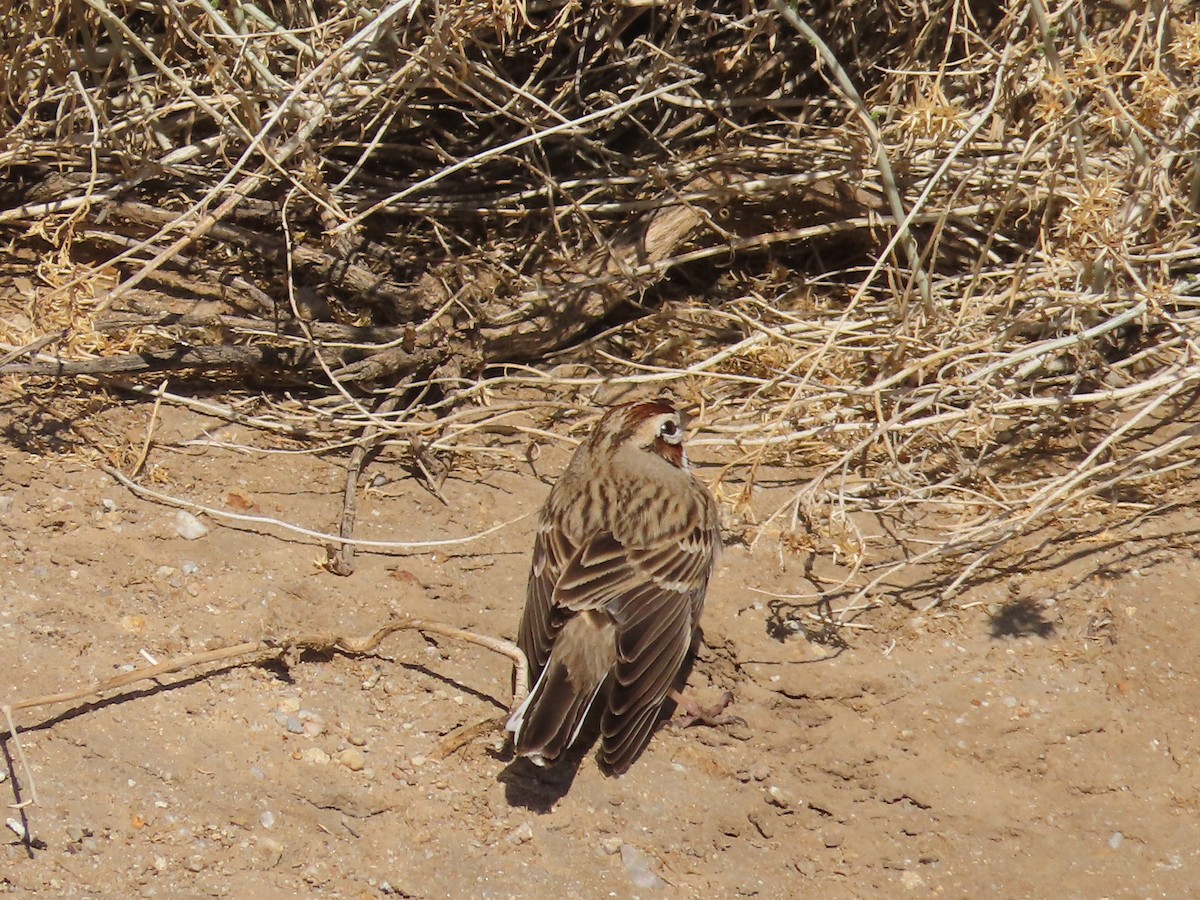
[658,417,683,445]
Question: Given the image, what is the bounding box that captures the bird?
[506,398,723,774]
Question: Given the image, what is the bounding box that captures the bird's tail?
[506,658,606,767]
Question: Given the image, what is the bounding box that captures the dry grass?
[1,0,1199,619]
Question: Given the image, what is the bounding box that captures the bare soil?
[2,400,1199,898]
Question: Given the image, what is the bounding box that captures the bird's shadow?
[498,734,591,811]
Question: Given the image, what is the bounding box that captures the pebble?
[284,717,304,735]
[97,510,123,530]
[1109,831,1124,849]
[620,844,665,889]
[65,826,84,843]
[300,748,330,765]
[506,822,533,845]
[172,511,209,540]
[766,784,797,810]
[185,855,204,872]
[337,748,366,771]
[794,858,818,877]
[121,619,149,638]
[900,871,926,890]
[260,811,275,829]
[748,811,774,839]
[181,560,200,576]
[599,836,623,855]
[347,734,368,747]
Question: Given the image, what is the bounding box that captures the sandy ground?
[2,398,1200,899]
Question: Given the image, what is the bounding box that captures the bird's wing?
[517,513,578,674]
[551,524,714,772]
[519,507,715,762]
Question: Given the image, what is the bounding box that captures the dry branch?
[2,617,529,808]
[1,0,1200,619]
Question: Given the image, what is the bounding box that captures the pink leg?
[666,689,745,728]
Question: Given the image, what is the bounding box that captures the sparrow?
[506,398,723,774]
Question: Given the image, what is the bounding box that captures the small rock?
[1109,831,1124,849]
[793,857,818,877]
[900,870,925,890]
[620,844,665,889]
[300,747,330,765]
[257,835,284,863]
[337,748,366,772]
[181,560,200,576]
[748,811,774,839]
[259,811,275,829]
[185,855,204,872]
[766,784,796,810]
[506,822,533,845]
[284,717,304,735]
[822,829,844,849]
[172,511,209,540]
[65,825,84,843]
[97,510,123,530]
[120,617,148,639]
[599,836,623,855]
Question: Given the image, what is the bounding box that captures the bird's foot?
[666,689,745,728]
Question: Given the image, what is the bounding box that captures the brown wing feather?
[601,524,716,773]
[517,515,577,675]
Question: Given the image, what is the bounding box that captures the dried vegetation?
[1,0,1199,615]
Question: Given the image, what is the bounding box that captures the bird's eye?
[658,418,682,444]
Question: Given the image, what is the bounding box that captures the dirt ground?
[2,397,1200,899]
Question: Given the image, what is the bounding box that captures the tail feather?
[507,659,605,766]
